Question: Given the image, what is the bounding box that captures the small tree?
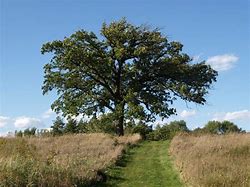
[220,121,243,133]
[15,130,23,137]
[149,120,189,140]
[41,19,217,136]
[78,119,88,133]
[64,119,78,134]
[88,113,117,134]
[23,127,37,137]
[51,116,65,136]
[203,120,243,134]
[132,121,152,140]
[168,120,189,131]
[167,120,189,138]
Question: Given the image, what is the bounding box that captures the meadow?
[169,133,250,187]
[0,133,140,187]
[1,131,249,187]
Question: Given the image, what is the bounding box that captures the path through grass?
[100,141,183,187]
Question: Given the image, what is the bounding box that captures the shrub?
[14,128,37,137]
[147,120,189,141]
[64,119,78,134]
[132,122,152,140]
[85,114,117,134]
[202,120,243,134]
[51,116,65,136]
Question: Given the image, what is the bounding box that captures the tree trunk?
[114,102,125,136]
[116,114,124,136]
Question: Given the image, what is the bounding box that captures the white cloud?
[180,110,196,118]
[206,54,239,71]
[75,114,91,122]
[42,109,55,119]
[154,118,170,125]
[14,116,43,128]
[213,110,250,121]
[63,113,91,123]
[0,132,8,137]
[192,53,203,62]
[152,118,171,129]
[0,116,10,128]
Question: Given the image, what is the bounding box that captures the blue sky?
[0,0,249,135]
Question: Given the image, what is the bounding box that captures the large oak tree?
[41,19,217,136]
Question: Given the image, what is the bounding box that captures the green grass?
[100,141,183,187]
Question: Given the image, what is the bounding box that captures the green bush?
[200,120,243,134]
[64,119,78,134]
[147,120,189,141]
[81,113,117,134]
[132,122,152,140]
[51,116,65,136]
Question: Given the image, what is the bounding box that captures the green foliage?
[64,119,78,134]
[167,120,189,138]
[50,114,117,135]
[132,122,152,140]
[147,120,189,140]
[15,130,23,137]
[124,121,136,134]
[202,120,243,134]
[51,116,65,136]
[15,128,37,137]
[23,127,37,137]
[41,18,217,135]
[82,114,117,134]
[148,125,171,140]
[77,119,88,133]
[36,129,52,137]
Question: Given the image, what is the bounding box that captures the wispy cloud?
[14,116,43,128]
[192,53,203,62]
[42,108,55,119]
[179,110,196,118]
[206,54,239,71]
[0,116,10,128]
[213,110,250,121]
[154,118,170,125]
[0,113,50,136]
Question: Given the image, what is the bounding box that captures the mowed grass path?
[101,141,183,187]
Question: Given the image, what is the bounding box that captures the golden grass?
[169,133,250,187]
[0,133,141,187]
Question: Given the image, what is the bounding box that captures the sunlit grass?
[104,141,183,187]
[0,133,140,186]
[169,133,250,187]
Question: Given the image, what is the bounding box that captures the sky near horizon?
[0,0,250,135]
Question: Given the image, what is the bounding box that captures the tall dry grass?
[169,133,250,187]
[0,133,140,187]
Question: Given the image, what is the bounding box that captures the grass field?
[169,133,250,187]
[1,132,249,187]
[103,141,183,187]
[0,133,140,187]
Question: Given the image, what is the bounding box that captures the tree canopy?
[202,120,243,134]
[41,19,217,135]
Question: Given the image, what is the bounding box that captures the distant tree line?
[193,120,245,134]
[14,114,245,140]
[15,127,52,137]
[142,120,244,140]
